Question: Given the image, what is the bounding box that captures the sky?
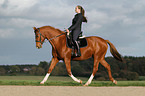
[0,0,145,65]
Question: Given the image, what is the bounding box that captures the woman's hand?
[66,29,70,36]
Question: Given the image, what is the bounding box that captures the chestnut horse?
[33,26,123,86]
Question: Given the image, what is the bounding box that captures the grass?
[0,76,145,86]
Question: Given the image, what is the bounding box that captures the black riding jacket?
[68,13,83,41]
[68,13,83,32]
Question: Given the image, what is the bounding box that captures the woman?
[66,5,87,57]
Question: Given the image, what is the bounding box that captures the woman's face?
[75,6,80,13]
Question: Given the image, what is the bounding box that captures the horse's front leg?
[40,57,59,84]
[64,58,82,84]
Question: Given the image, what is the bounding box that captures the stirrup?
[71,53,81,58]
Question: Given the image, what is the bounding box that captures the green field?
[0,76,145,86]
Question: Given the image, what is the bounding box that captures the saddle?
[66,32,88,49]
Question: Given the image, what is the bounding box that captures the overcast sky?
[0,0,145,65]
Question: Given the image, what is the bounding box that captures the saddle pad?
[66,36,87,49]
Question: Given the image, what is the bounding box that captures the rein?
[48,32,66,41]
[35,28,66,44]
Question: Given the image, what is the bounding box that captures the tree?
[38,61,49,73]
[29,66,45,75]
[51,62,67,76]
[0,67,6,75]
[126,71,139,80]
[35,67,45,75]
[72,61,85,76]
[29,66,37,75]
[9,65,20,75]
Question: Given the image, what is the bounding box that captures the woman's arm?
[68,14,83,31]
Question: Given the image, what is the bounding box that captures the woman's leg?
[72,31,81,57]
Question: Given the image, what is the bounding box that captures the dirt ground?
[0,86,145,96]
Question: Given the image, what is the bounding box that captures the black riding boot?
[74,40,81,57]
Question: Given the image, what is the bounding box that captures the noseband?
[35,28,66,44]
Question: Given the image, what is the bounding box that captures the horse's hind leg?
[100,59,117,84]
[64,58,82,84]
[84,59,99,86]
[40,57,59,84]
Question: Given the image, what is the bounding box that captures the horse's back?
[85,36,107,45]
[85,36,108,52]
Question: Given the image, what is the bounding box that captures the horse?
[33,26,123,86]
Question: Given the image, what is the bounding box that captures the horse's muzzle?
[36,43,42,49]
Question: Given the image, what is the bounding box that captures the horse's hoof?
[113,80,117,85]
[83,82,89,86]
[83,84,88,86]
[40,82,44,84]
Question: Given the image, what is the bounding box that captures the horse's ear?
[33,27,37,31]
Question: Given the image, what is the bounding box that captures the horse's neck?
[45,28,65,49]
[45,29,63,39]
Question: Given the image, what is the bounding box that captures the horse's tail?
[105,40,123,62]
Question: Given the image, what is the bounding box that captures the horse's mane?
[40,26,64,33]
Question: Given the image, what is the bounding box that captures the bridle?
[35,28,66,44]
[35,28,45,44]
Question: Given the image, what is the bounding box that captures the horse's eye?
[36,35,39,38]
